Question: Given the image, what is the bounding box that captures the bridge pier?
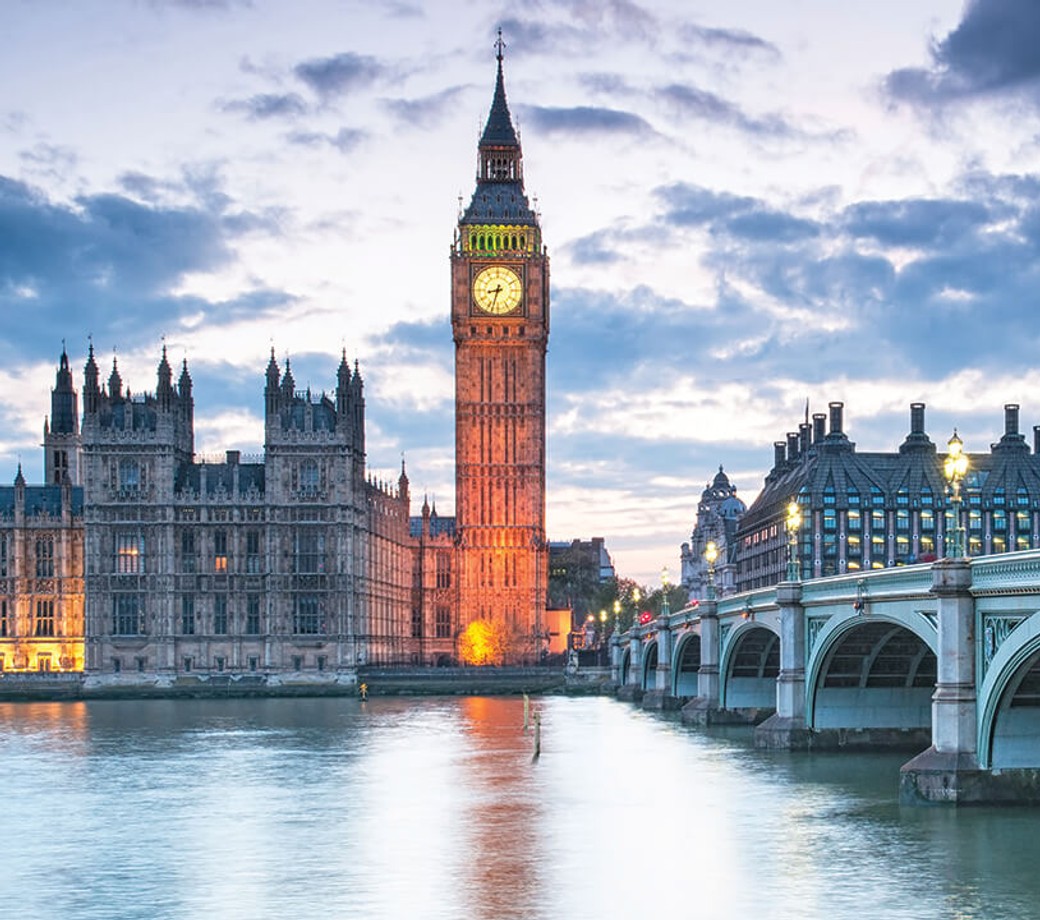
[617,631,643,703]
[755,582,811,749]
[681,601,721,724]
[643,616,677,710]
[900,560,984,803]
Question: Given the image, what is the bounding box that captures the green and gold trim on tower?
[461,224,541,254]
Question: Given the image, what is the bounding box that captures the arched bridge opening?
[723,626,778,711]
[673,633,700,698]
[989,647,1040,769]
[641,641,658,691]
[812,620,935,735]
[620,648,631,687]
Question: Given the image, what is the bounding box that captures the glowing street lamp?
[944,429,969,558]
[660,567,671,618]
[613,598,621,633]
[704,540,718,601]
[786,499,802,582]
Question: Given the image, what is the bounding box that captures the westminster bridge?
[612,550,1040,804]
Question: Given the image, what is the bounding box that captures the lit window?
[214,530,228,573]
[115,533,144,574]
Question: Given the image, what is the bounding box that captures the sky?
[3,0,1040,587]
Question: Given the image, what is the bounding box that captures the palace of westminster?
[7,47,1040,682]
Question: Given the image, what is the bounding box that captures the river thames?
[0,695,1038,919]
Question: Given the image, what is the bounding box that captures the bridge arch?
[672,631,700,698]
[620,647,631,687]
[978,612,1040,768]
[719,621,779,711]
[641,639,659,691]
[806,611,937,733]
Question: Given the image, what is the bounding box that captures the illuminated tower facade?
[451,38,549,661]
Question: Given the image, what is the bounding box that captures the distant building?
[735,401,1040,591]
[680,466,746,601]
[548,538,616,615]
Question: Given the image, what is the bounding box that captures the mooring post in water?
[532,710,541,760]
[523,693,530,732]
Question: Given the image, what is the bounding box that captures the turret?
[83,342,100,414]
[398,457,410,507]
[282,358,295,398]
[178,359,192,400]
[45,346,81,484]
[108,357,123,402]
[157,345,173,410]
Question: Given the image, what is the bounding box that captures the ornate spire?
[282,357,295,395]
[108,356,123,401]
[157,344,173,402]
[461,32,536,227]
[480,29,519,149]
[178,358,193,397]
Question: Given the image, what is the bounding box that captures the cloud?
[520,104,654,137]
[383,86,466,129]
[286,128,366,153]
[886,0,1040,104]
[658,83,807,139]
[654,182,761,227]
[842,198,993,248]
[0,175,292,363]
[677,22,780,59]
[293,52,384,100]
[221,93,308,120]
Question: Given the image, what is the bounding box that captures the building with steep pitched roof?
[734,401,1040,591]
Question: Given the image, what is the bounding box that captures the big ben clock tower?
[452,35,549,662]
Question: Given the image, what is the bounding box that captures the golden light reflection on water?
[458,696,545,919]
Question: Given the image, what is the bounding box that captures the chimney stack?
[829,401,844,436]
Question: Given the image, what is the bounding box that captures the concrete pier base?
[681,697,771,726]
[898,748,1040,805]
[616,684,644,703]
[641,690,679,711]
[895,747,1040,805]
[754,714,813,750]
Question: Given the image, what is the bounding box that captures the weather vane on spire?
[495,28,506,62]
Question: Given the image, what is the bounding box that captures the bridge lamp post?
[944,430,969,558]
[661,567,671,618]
[613,598,621,634]
[786,499,802,582]
[704,541,718,601]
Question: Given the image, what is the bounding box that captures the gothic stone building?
[0,45,552,678]
[77,345,413,680]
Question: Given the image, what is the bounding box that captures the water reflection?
[458,697,544,920]
[0,696,1037,919]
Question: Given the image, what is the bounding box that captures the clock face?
[472,265,523,315]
